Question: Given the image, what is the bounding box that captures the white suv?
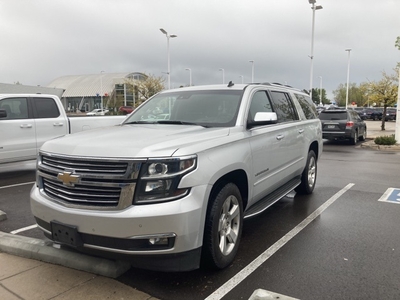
[30,83,322,271]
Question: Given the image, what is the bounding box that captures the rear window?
[319,111,348,120]
[294,93,318,120]
[33,97,60,118]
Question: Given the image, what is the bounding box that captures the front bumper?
[30,184,209,271]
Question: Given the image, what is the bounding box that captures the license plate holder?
[327,125,336,129]
[51,221,83,248]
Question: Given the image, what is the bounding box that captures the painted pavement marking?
[205,183,355,300]
[378,188,400,204]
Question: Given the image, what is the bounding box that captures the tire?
[295,150,317,195]
[350,130,358,145]
[359,128,366,141]
[202,183,243,269]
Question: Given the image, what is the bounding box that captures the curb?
[359,141,400,151]
[0,231,131,278]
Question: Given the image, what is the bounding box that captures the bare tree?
[125,74,165,107]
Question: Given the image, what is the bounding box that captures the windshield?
[123,90,243,127]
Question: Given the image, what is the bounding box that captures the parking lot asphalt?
[0,120,399,300]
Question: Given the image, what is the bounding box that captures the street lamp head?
[345,48,352,52]
[311,5,323,10]
[308,0,316,4]
[160,28,167,35]
[249,60,254,63]
[219,68,224,71]
[170,34,177,38]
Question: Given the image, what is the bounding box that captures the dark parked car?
[351,107,367,119]
[370,108,383,120]
[358,108,374,120]
[319,109,367,145]
[385,108,397,121]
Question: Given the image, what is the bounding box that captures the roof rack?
[257,82,304,93]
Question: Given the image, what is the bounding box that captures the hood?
[41,124,230,158]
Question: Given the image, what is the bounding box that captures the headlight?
[134,155,197,204]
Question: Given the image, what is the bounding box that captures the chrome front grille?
[42,178,121,206]
[38,151,144,210]
[41,155,129,175]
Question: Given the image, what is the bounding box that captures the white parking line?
[205,183,355,300]
[10,224,38,235]
[0,181,36,189]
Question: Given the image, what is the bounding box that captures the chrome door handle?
[20,124,32,128]
[53,123,64,127]
[276,134,284,140]
[298,129,304,134]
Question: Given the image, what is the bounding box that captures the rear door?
[32,96,68,152]
[0,97,36,163]
[268,90,305,180]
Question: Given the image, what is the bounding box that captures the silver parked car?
[31,83,323,271]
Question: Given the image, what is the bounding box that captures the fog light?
[145,180,172,192]
[149,237,169,245]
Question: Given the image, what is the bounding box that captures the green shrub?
[374,134,397,145]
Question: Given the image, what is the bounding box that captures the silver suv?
[30,83,323,271]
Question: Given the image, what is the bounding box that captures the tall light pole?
[319,76,323,106]
[100,70,104,111]
[219,68,225,84]
[239,75,244,84]
[395,68,400,142]
[345,48,352,109]
[185,68,192,86]
[249,60,254,82]
[160,28,177,89]
[308,0,323,100]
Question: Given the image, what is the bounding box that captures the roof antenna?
[227,81,234,87]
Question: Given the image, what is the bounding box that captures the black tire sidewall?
[203,183,243,269]
[296,150,317,195]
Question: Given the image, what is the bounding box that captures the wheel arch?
[309,140,320,160]
[208,169,249,212]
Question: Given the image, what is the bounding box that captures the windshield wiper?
[123,120,156,125]
[156,120,209,128]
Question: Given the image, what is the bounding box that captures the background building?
[47,72,147,112]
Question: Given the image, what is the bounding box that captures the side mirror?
[0,109,7,118]
[247,112,278,128]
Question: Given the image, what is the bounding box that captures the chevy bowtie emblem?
[57,171,80,186]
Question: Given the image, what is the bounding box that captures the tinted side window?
[269,91,298,122]
[33,97,60,118]
[294,93,318,120]
[0,97,29,120]
[248,91,272,121]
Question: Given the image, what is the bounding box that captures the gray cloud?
[0,0,399,100]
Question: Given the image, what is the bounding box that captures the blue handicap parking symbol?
[387,189,400,203]
[379,188,400,204]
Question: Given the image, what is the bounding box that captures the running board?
[244,176,301,219]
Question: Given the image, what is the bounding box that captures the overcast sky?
[1,0,399,100]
